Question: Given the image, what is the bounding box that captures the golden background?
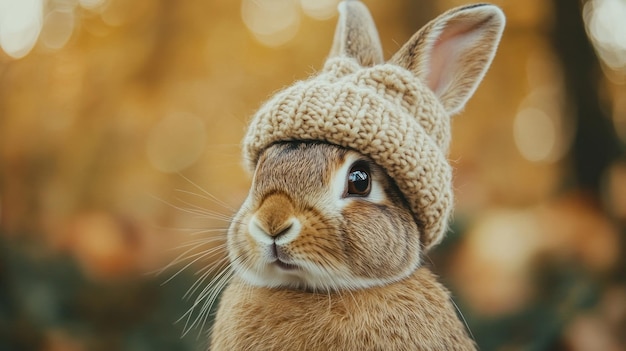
[0,0,624,350]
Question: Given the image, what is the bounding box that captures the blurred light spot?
[79,0,107,11]
[241,0,300,47]
[565,314,623,351]
[522,53,573,162]
[147,113,207,173]
[0,0,44,59]
[41,8,75,50]
[584,0,626,71]
[513,108,556,162]
[456,209,543,315]
[472,210,542,272]
[100,0,130,26]
[53,0,79,12]
[68,212,140,279]
[300,0,339,20]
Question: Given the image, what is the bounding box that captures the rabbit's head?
[229,141,422,291]
[229,1,505,291]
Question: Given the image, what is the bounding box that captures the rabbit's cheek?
[293,228,346,268]
[227,225,251,264]
[341,202,420,279]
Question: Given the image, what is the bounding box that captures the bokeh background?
[1,0,625,350]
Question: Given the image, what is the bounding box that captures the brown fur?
[212,267,475,351]
[254,193,296,237]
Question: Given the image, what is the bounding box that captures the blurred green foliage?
[0,234,202,351]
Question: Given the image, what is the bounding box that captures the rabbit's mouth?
[272,259,298,271]
[270,243,299,271]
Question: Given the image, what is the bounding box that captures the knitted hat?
[242,1,505,251]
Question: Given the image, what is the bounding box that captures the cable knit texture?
[243,56,453,251]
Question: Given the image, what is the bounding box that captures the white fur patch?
[247,215,273,245]
[274,218,301,245]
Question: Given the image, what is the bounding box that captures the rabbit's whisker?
[451,297,475,342]
[162,244,226,285]
[169,236,226,251]
[184,255,230,300]
[179,263,235,337]
[176,173,237,212]
[172,196,234,221]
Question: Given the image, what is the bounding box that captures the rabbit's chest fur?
[210,267,475,351]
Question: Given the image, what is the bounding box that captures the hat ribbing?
[243,57,453,251]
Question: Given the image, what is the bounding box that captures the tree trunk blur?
[550,0,621,197]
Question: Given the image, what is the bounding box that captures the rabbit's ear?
[389,4,505,115]
[328,0,383,66]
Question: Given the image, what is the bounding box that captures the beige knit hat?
[243,1,505,251]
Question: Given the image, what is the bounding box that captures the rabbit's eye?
[346,162,371,196]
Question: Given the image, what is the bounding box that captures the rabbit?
[209,1,505,350]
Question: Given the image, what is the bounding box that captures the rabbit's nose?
[249,217,301,245]
[271,222,293,238]
[248,192,301,244]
